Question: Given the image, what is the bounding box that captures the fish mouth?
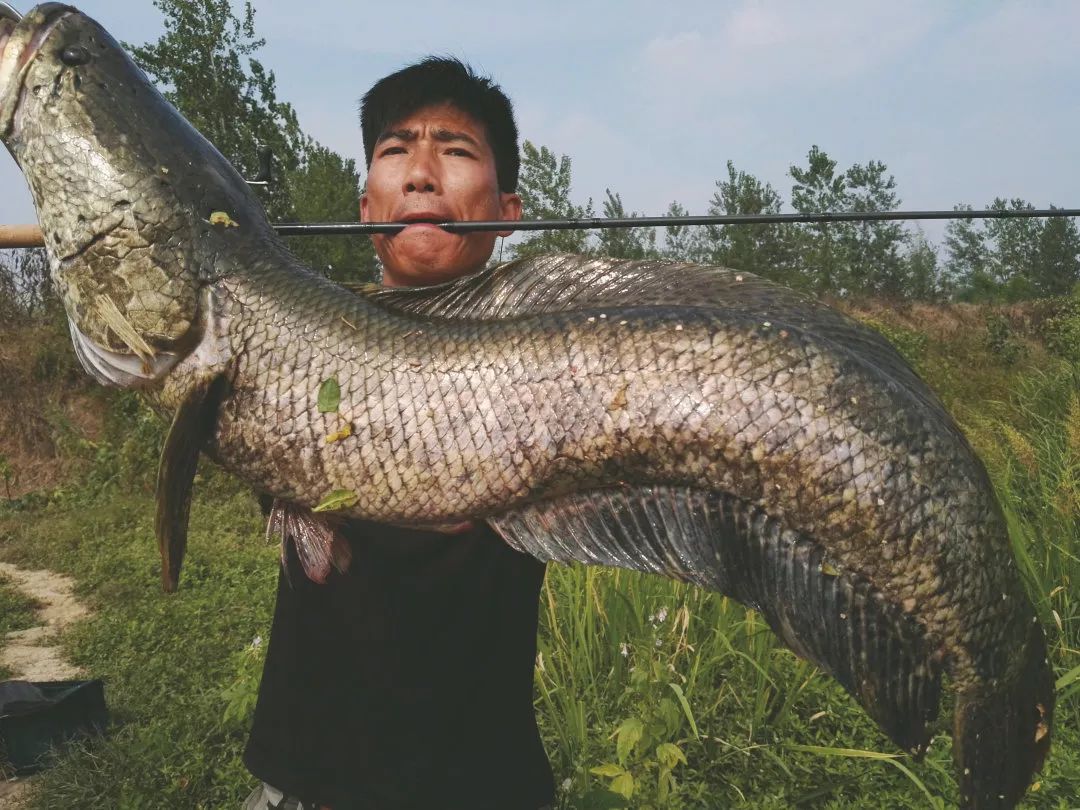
[0,5,19,70]
[0,4,75,141]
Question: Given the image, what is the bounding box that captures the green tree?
[0,248,52,321]
[901,230,941,301]
[1031,208,1080,297]
[841,160,905,296]
[701,161,795,286]
[512,141,593,258]
[942,206,990,298]
[984,197,1041,292]
[129,0,307,220]
[661,201,704,262]
[789,146,850,293]
[595,190,657,260]
[284,145,377,284]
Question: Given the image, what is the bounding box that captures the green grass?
[1,310,1079,807]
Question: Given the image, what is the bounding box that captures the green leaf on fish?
[312,489,358,513]
[317,377,341,413]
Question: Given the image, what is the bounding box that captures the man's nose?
[403,150,439,194]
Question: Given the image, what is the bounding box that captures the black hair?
[360,57,520,193]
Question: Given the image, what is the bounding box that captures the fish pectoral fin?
[155,374,227,592]
[266,499,352,585]
[488,485,941,756]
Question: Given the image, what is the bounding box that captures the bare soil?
[0,562,92,807]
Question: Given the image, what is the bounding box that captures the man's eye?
[380,146,406,157]
[447,148,474,158]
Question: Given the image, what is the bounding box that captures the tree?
[901,230,941,301]
[0,248,53,322]
[1032,208,1080,297]
[841,160,905,295]
[512,141,593,258]
[129,0,307,220]
[984,197,1040,290]
[789,146,850,293]
[942,206,990,298]
[285,144,377,283]
[700,161,795,286]
[661,201,705,262]
[594,190,657,260]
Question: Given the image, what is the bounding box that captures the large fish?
[0,4,1055,807]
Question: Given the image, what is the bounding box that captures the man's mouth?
[397,213,456,233]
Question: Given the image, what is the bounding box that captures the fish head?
[0,4,265,385]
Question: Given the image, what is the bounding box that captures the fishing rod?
[1,208,1077,249]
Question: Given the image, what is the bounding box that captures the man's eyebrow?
[430,128,480,147]
[376,128,418,145]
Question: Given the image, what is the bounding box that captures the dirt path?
[0,562,92,806]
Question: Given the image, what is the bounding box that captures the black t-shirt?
[244,518,554,810]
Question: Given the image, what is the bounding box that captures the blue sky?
[2,0,1077,248]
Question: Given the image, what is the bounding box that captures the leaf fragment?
[313,489,358,513]
[317,377,341,413]
[325,423,353,443]
[209,211,239,228]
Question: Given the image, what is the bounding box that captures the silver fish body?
[0,5,1054,807]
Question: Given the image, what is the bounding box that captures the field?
[1,300,1079,808]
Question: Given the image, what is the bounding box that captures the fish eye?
[60,45,92,67]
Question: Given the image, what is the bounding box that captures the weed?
[1040,295,1080,364]
[852,315,928,367]
[985,310,1026,366]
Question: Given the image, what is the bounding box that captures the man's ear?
[360,194,370,222]
[497,193,522,237]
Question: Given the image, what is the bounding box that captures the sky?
[1,0,1078,249]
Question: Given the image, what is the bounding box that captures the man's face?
[361,103,521,287]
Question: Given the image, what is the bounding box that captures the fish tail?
[953,620,1054,809]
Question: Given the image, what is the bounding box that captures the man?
[243,58,555,810]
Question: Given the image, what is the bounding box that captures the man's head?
[360,57,521,287]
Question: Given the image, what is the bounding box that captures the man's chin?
[379,236,494,287]
[381,254,475,288]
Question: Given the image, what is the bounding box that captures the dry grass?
[0,321,102,497]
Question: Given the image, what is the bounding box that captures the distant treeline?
[512,143,1080,303]
[3,0,1078,306]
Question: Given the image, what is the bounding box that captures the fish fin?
[355,255,932,406]
[953,619,1054,809]
[155,375,226,592]
[489,485,941,755]
[265,498,352,584]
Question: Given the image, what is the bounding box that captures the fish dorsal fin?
[355,255,937,413]
[488,485,942,755]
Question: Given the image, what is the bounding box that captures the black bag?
[0,680,108,774]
